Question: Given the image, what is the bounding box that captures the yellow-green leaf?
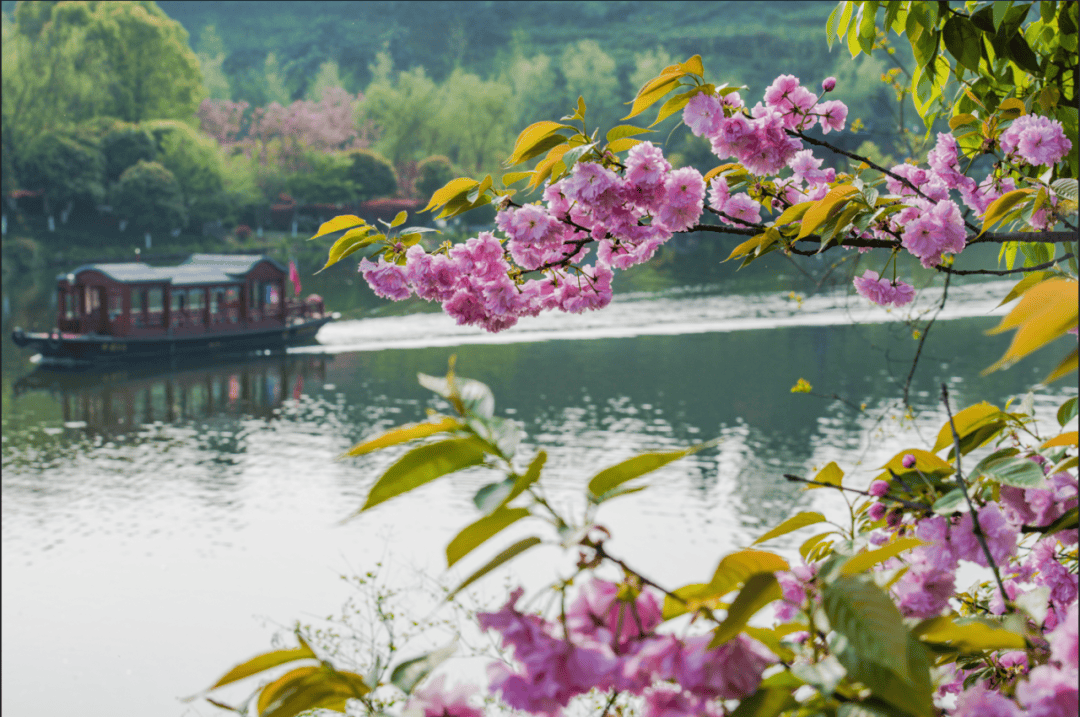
[984,279,1079,372]
[1042,431,1079,449]
[980,188,1034,233]
[931,402,1002,453]
[527,143,571,191]
[339,417,463,458]
[316,227,378,273]
[998,271,1049,307]
[502,171,533,186]
[633,69,685,99]
[709,573,782,648]
[605,124,653,142]
[879,449,954,476]
[841,538,928,575]
[709,549,790,596]
[607,137,643,153]
[800,531,835,560]
[806,461,844,490]
[913,615,1026,652]
[649,89,696,127]
[588,446,695,498]
[798,185,860,239]
[446,508,531,567]
[1045,348,1078,384]
[447,537,542,600]
[752,511,827,545]
[679,54,704,77]
[506,121,572,167]
[390,210,408,228]
[623,76,683,120]
[998,98,1026,117]
[499,451,546,510]
[725,233,770,262]
[948,113,980,130]
[356,438,488,514]
[422,177,480,213]
[703,163,741,185]
[772,201,814,227]
[661,583,724,620]
[207,643,317,691]
[310,215,366,241]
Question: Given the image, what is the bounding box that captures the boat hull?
[11,316,335,367]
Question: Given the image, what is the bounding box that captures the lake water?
[2,260,1075,717]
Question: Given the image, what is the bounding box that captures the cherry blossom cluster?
[860,455,1079,716]
[198,87,367,168]
[469,582,773,717]
[357,73,1071,326]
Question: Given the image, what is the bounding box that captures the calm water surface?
[2,270,1075,717]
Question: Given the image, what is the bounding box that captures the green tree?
[305,58,346,102]
[17,126,106,224]
[100,121,159,183]
[285,152,358,205]
[559,40,620,130]
[415,155,455,201]
[362,59,441,168]
[195,23,231,101]
[434,69,515,175]
[340,149,397,201]
[144,119,226,228]
[110,159,187,234]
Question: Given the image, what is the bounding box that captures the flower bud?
[822,76,837,92]
[869,480,889,497]
[901,454,917,469]
[868,502,888,521]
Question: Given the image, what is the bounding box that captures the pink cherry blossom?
[683,93,724,137]
[405,676,484,717]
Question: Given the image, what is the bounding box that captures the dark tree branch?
[903,273,950,408]
[935,254,1075,276]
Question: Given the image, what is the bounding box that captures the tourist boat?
[11,254,339,366]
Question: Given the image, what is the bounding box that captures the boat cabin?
[54,254,325,338]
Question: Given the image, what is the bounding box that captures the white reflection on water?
[297,279,1010,354]
[2,279,1074,717]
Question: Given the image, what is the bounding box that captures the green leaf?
[447,537,542,600]
[422,177,480,213]
[823,575,912,684]
[418,372,495,418]
[506,121,573,167]
[588,446,696,499]
[649,89,696,127]
[913,615,1026,653]
[709,549,790,596]
[316,226,378,273]
[943,16,982,72]
[857,1,880,55]
[729,687,799,717]
[607,137,643,153]
[1044,506,1079,535]
[800,531,836,560]
[310,215,367,241]
[932,488,969,515]
[981,188,1034,233]
[932,401,1005,454]
[355,438,488,514]
[605,124,654,142]
[446,508,531,567]
[257,666,370,717]
[389,641,456,695]
[709,573,782,648]
[339,417,462,458]
[623,75,683,120]
[978,454,1048,489]
[1058,397,1078,427]
[827,580,935,717]
[389,210,407,228]
[806,461,845,490]
[840,538,927,574]
[206,643,317,691]
[752,511,827,545]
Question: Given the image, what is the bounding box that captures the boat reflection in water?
[13,352,332,433]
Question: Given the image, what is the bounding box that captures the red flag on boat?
[288,259,301,296]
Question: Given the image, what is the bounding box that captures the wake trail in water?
[293,280,1010,355]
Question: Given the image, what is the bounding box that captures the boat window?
[171,290,185,312]
[84,286,101,314]
[131,290,144,315]
[250,282,261,310]
[64,292,75,320]
[225,287,239,304]
[108,290,122,319]
[189,288,205,311]
[210,290,220,314]
[147,288,163,313]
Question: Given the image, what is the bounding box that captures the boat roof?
[59,254,287,287]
